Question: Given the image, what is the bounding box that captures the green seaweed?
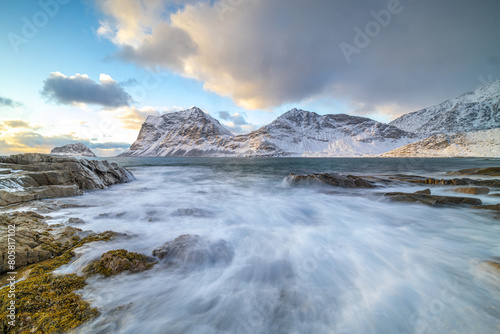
[83,249,156,277]
[0,230,122,333]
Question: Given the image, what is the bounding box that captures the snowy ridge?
[120,107,418,157]
[381,129,500,157]
[390,80,500,134]
[121,107,235,157]
[50,143,96,157]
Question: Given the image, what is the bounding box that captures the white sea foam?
[46,161,500,333]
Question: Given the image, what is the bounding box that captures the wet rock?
[0,153,134,207]
[391,176,500,188]
[68,217,86,225]
[384,192,482,207]
[171,208,213,217]
[286,173,375,188]
[415,189,431,195]
[0,168,11,174]
[453,187,490,195]
[489,193,500,197]
[471,204,500,211]
[0,228,128,333]
[152,234,234,267]
[83,249,156,277]
[447,167,500,177]
[0,212,82,274]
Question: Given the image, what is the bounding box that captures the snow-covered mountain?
[120,107,417,157]
[390,80,500,134]
[381,128,500,157]
[50,143,96,157]
[120,107,235,157]
[234,109,418,157]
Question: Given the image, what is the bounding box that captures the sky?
[0,0,499,156]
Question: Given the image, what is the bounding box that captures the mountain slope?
[120,107,235,157]
[389,80,500,134]
[236,109,417,156]
[50,143,96,157]
[381,128,500,157]
[120,108,418,157]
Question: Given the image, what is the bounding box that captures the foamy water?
[43,158,500,333]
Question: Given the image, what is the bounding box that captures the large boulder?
[285,173,376,188]
[152,235,234,267]
[83,249,156,277]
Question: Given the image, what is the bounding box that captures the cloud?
[0,130,130,156]
[0,96,23,108]
[41,72,133,108]
[217,111,255,134]
[1,120,39,129]
[96,0,500,116]
[113,106,161,130]
[0,120,41,133]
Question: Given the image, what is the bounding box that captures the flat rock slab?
[453,187,490,195]
[0,153,134,207]
[286,173,376,188]
[384,192,482,207]
[472,204,500,212]
[447,167,500,177]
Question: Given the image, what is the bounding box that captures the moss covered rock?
[0,229,125,333]
[84,249,156,277]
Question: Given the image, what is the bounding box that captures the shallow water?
[45,158,500,333]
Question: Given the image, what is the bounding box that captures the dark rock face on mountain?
[0,153,134,206]
[51,143,97,157]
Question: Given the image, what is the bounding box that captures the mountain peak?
[50,143,97,157]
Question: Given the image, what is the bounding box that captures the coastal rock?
[0,212,81,274]
[68,217,86,225]
[384,192,482,207]
[152,235,234,267]
[390,175,500,188]
[50,143,97,157]
[415,189,431,195]
[83,249,156,277]
[452,187,490,195]
[472,204,500,211]
[286,173,376,188]
[0,153,134,206]
[447,167,500,177]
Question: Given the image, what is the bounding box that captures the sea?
[42,157,500,333]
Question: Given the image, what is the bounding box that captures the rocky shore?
[0,153,134,207]
[1,158,500,333]
[285,167,500,211]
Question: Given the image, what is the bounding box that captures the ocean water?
[45,158,500,333]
